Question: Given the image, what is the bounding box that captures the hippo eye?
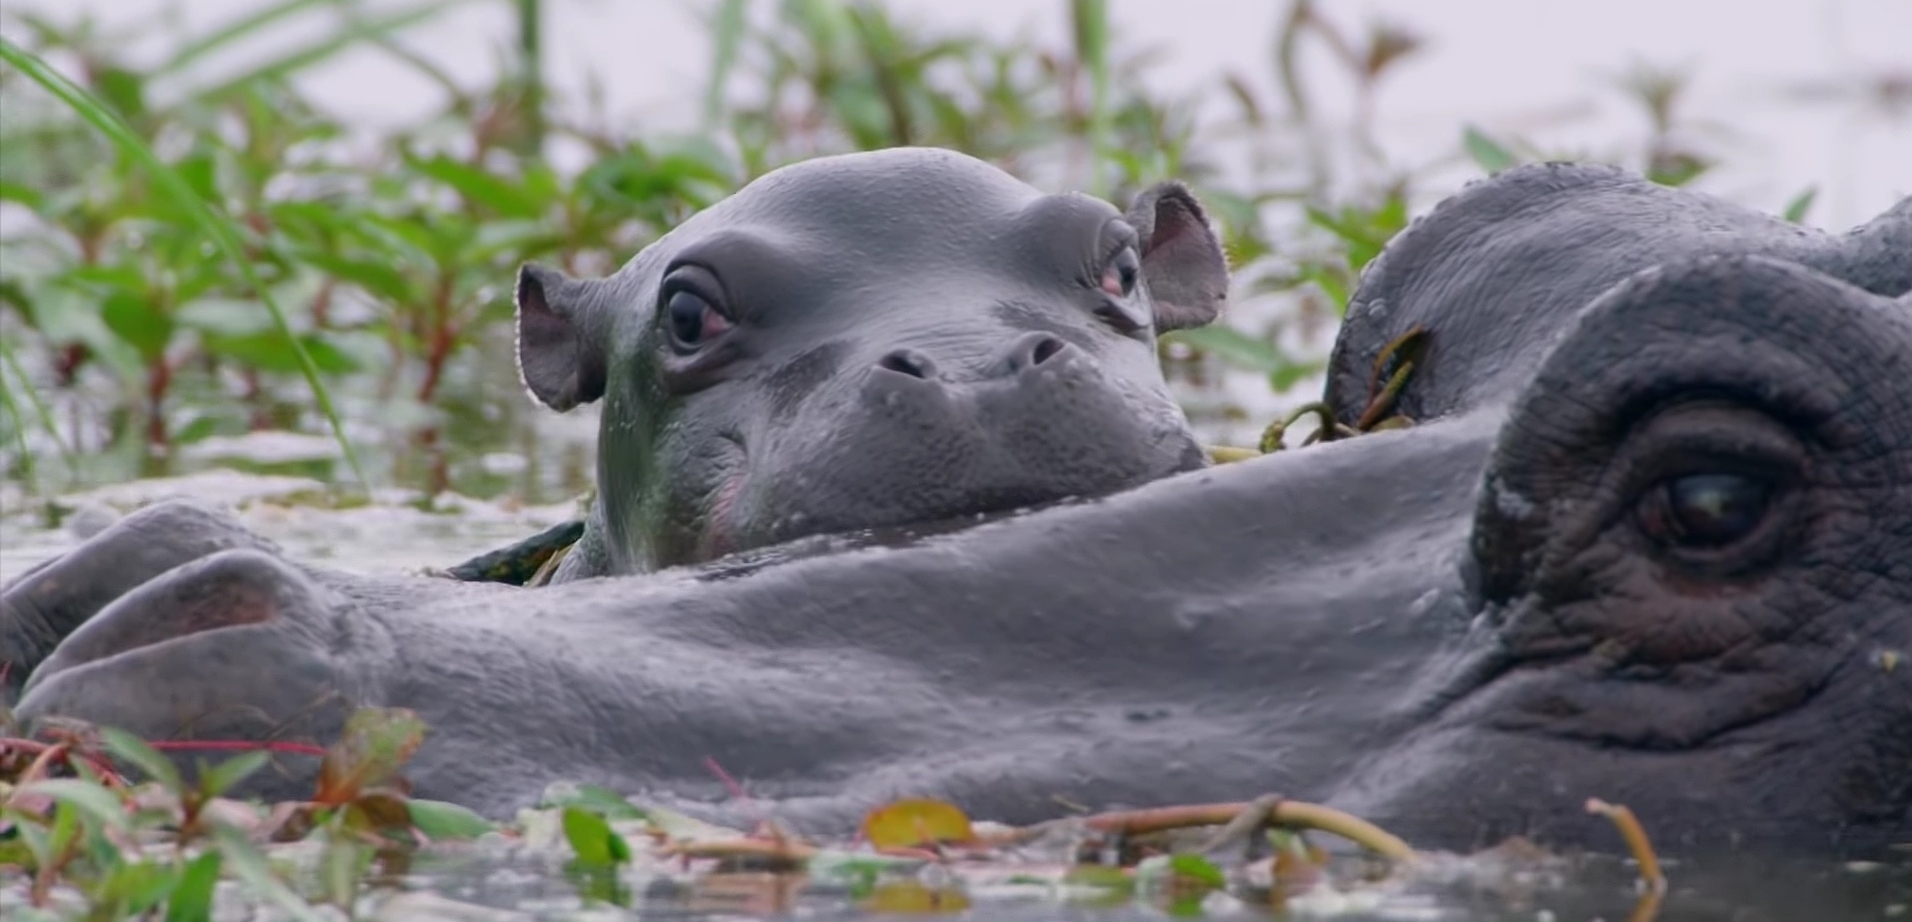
[1635,472,1773,549]
[1099,246,1141,298]
[665,289,732,350]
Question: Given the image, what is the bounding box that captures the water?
[253,831,1912,920]
[358,851,1910,921]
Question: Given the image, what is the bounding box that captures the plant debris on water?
[13,705,1838,922]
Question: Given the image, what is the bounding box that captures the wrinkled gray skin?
[5,162,1910,860]
[517,147,1225,577]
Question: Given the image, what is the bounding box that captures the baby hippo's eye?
[1100,246,1140,298]
[1637,472,1772,549]
[666,290,732,349]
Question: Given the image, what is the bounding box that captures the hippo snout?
[872,332,1075,386]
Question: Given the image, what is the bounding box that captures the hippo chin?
[516,146,1227,576]
[4,159,1909,860]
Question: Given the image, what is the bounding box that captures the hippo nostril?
[990,332,1076,377]
[877,349,936,380]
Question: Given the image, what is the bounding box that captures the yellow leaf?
[859,798,976,849]
[860,881,971,913]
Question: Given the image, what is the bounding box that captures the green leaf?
[1270,358,1325,393]
[561,806,631,865]
[1647,152,1711,188]
[101,290,175,361]
[176,151,219,203]
[101,727,185,792]
[95,66,146,120]
[299,252,415,303]
[407,799,495,840]
[1782,186,1817,224]
[314,707,428,806]
[1163,325,1289,374]
[1462,124,1517,175]
[47,797,81,859]
[174,414,234,446]
[316,833,372,908]
[409,155,543,219]
[0,36,368,492]
[204,331,358,375]
[1063,864,1135,893]
[19,779,130,833]
[165,850,223,922]
[199,751,272,799]
[537,782,649,821]
[1168,852,1228,888]
[0,179,45,209]
[12,812,53,868]
[1296,264,1349,313]
[212,825,329,922]
[175,298,275,337]
[102,859,182,916]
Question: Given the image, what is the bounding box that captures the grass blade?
[0,329,75,472]
[174,0,470,103]
[155,0,344,76]
[1462,124,1516,174]
[514,0,545,154]
[1782,186,1817,224]
[0,37,370,494]
[1071,0,1111,193]
[703,0,749,128]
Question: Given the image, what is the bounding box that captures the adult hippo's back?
[6,161,1910,859]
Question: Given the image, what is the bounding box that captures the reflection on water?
[361,843,1911,921]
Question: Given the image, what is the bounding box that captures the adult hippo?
[4,161,1909,859]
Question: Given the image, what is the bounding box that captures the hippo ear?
[516,263,608,412]
[1125,181,1229,331]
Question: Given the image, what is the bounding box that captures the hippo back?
[1327,163,1912,425]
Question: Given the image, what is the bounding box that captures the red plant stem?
[145,356,172,448]
[152,740,327,757]
[703,756,750,802]
[415,270,457,406]
[1,739,126,786]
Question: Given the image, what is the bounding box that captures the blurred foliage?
[0,0,1743,501]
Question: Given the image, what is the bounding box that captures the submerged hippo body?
[5,160,1909,859]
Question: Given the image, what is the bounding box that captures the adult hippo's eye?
[1635,472,1773,549]
[665,289,732,350]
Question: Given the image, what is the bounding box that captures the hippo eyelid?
[657,262,733,319]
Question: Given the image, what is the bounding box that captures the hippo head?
[1340,253,1912,852]
[513,147,1228,571]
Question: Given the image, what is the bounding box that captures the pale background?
[6,0,1909,227]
